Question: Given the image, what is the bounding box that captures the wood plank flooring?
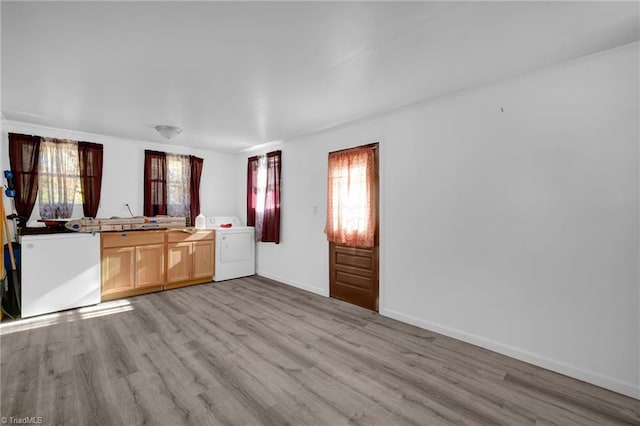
[1,275,639,425]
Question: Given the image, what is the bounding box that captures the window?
[166,154,191,217]
[38,139,81,219]
[247,150,281,243]
[144,150,203,223]
[8,133,103,221]
[326,145,376,248]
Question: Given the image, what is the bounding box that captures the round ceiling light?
[154,125,182,139]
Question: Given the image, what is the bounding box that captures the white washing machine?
[207,217,255,281]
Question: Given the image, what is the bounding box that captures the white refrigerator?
[20,233,101,318]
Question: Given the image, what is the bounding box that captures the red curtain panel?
[78,141,104,218]
[144,150,167,216]
[8,133,41,226]
[189,155,204,224]
[261,150,281,244]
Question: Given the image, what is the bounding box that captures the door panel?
[336,252,372,269]
[102,247,135,295]
[330,244,378,311]
[167,242,192,283]
[136,244,165,288]
[193,240,214,279]
[336,271,371,289]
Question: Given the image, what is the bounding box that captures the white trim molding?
[381,308,640,400]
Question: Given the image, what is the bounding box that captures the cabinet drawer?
[102,231,165,248]
[167,229,214,243]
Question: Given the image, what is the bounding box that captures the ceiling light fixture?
[154,125,182,139]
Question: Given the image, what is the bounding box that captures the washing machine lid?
[206,216,242,229]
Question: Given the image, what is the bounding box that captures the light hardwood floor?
[1,276,639,425]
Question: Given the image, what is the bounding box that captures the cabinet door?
[167,243,192,283]
[102,247,135,296]
[136,244,165,288]
[192,240,214,280]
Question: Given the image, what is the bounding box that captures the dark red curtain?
[78,142,103,218]
[246,156,259,226]
[8,133,41,226]
[144,150,167,216]
[189,155,204,224]
[261,150,281,243]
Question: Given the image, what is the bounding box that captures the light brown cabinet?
[101,229,214,301]
[136,244,166,288]
[192,240,215,280]
[101,231,166,301]
[102,246,135,296]
[165,230,215,289]
[167,243,192,283]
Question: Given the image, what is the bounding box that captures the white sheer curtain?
[254,155,267,240]
[38,138,79,219]
[166,154,191,217]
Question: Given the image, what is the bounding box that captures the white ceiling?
[2,1,638,153]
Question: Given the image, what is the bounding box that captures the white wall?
[237,42,640,399]
[1,122,239,225]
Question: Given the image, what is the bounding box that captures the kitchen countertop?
[101,227,201,234]
[20,227,204,236]
[20,226,75,236]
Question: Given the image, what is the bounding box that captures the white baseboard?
[249,273,639,400]
[381,308,640,400]
[256,272,329,297]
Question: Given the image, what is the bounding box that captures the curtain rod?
[329,142,379,155]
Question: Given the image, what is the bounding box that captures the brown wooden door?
[329,144,379,311]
